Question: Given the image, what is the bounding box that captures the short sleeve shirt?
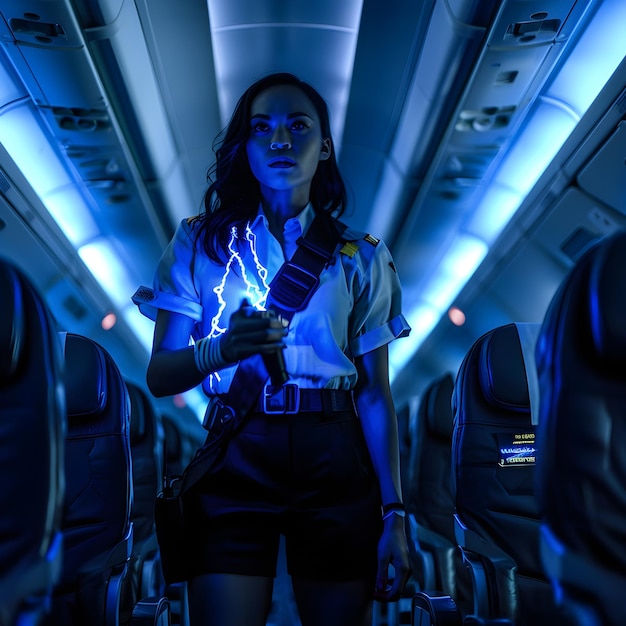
[136,203,410,396]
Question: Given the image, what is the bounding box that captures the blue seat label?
[498,432,536,466]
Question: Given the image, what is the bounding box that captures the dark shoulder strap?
[267,213,347,321]
[223,211,346,408]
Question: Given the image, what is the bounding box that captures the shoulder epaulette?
[339,241,359,258]
[364,233,380,247]
[339,233,381,258]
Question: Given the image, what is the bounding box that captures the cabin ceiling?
[0,0,622,413]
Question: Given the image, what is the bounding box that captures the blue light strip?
[78,238,136,309]
[390,234,487,379]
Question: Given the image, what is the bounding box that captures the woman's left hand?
[374,513,411,602]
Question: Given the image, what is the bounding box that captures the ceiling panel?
[207,0,363,148]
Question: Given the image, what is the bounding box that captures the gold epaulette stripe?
[364,233,380,246]
[340,241,359,258]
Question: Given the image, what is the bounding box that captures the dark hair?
[192,72,347,263]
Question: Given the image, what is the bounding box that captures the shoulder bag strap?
[222,212,347,407]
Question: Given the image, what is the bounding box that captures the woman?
[135,72,411,626]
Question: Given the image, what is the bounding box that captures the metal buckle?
[263,383,300,414]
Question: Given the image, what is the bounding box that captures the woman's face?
[246,84,331,196]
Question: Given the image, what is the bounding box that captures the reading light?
[449,306,466,326]
[101,312,117,331]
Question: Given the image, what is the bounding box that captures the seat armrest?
[130,596,170,625]
[412,591,462,625]
[454,515,517,621]
[454,515,516,570]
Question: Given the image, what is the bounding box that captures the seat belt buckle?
[263,383,300,414]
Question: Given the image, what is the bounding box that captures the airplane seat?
[397,402,413,518]
[535,230,626,626]
[0,259,65,626]
[406,372,472,614]
[125,381,166,602]
[157,413,192,626]
[44,332,134,626]
[449,322,567,625]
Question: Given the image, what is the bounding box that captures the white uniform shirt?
[135,203,410,396]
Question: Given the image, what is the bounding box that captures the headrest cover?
[127,382,148,442]
[426,372,454,438]
[589,233,626,365]
[479,324,530,412]
[516,322,541,425]
[0,263,24,382]
[64,334,107,418]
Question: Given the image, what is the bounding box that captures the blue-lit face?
[246,85,331,197]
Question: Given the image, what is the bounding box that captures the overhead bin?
[0,0,175,288]
[389,0,594,267]
[577,120,626,215]
[0,0,106,109]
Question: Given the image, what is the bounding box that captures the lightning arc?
[206,222,271,386]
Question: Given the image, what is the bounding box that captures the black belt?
[255,385,355,415]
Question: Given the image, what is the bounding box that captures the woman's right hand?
[220,299,288,363]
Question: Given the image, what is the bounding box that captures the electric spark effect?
[206,223,271,386]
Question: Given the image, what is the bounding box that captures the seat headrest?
[426,372,454,438]
[127,382,148,442]
[589,232,626,365]
[64,333,107,418]
[0,262,24,383]
[479,324,530,412]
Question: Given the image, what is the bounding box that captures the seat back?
[47,332,133,625]
[403,373,462,598]
[397,401,413,520]
[127,381,164,544]
[535,231,626,626]
[410,373,455,543]
[0,259,65,625]
[411,372,472,613]
[452,322,563,624]
[126,381,165,599]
